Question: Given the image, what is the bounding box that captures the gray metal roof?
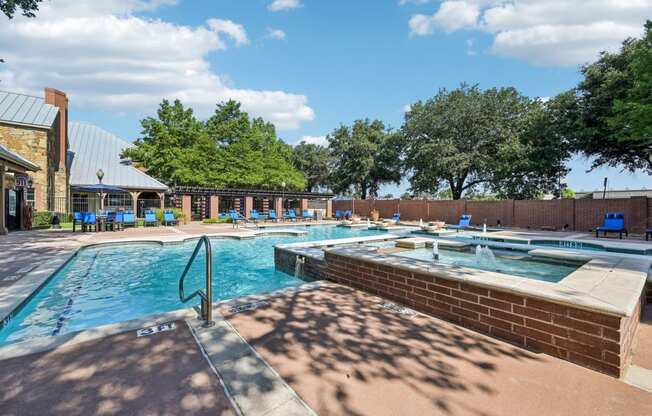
[0,143,39,171]
[69,122,168,191]
[0,91,58,129]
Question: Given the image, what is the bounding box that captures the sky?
[2,0,652,195]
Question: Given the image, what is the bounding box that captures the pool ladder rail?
[178,235,215,327]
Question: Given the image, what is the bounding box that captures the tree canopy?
[123,99,306,190]
[570,20,652,173]
[1,0,42,18]
[327,119,402,199]
[402,84,568,200]
[291,142,332,192]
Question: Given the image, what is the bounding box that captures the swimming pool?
[391,248,580,283]
[0,226,382,345]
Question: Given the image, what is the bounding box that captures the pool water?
[392,248,579,283]
[0,226,382,345]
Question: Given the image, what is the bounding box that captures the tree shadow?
[223,283,543,416]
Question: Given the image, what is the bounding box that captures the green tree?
[1,0,42,18]
[292,142,332,192]
[403,84,546,200]
[123,99,306,190]
[560,188,576,199]
[571,21,652,172]
[328,119,402,199]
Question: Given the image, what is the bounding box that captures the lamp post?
[281,181,286,212]
[96,169,104,211]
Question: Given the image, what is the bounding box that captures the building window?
[26,188,35,208]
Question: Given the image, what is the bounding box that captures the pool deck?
[1,282,650,415]
[2,224,652,414]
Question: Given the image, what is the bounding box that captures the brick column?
[628,196,647,234]
[0,162,6,235]
[274,197,283,215]
[209,196,219,219]
[301,198,308,211]
[158,192,165,210]
[262,198,270,215]
[182,195,192,222]
[244,196,253,218]
[326,199,333,219]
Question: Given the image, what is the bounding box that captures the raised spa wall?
[275,245,647,378]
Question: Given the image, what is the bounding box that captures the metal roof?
[69,122,168,191]
[0,91,58,129]
[0,143,40,171]
[170,186,333,199]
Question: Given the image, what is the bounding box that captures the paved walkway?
[0,320,237,416]
[223,283,652,416]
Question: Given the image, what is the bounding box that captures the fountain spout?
[294,255,305,278]
[432,240,439,260]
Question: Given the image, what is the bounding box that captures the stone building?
[0,88,69,213]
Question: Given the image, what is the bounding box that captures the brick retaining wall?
[321,250,643,378]
[334,197,650,233]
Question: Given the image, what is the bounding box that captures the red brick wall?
[323,251,639,378]
[332,197,650,233]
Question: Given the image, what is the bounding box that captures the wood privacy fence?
[332,196,651,234]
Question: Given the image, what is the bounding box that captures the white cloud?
[0,0,314,130]
[298,135,328,146]
[268,0,301,12]
[267,28,287,40]
[407,0,652,66]
[409,1,480,35]
[207,19,249,46]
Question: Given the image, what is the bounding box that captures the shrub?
[32,211,53,228]
[202,216,231,224]
[154,208,186,223]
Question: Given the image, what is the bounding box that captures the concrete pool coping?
[276,236,651,318]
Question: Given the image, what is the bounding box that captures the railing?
[178,235,214,327]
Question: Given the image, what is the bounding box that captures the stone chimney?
[44,88,68,170]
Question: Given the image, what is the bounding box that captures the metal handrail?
[178,235,214,327]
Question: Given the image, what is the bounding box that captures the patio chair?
[335,210,342,220]
[82,212,97,232]
[267,209,278,222]
[123,210,136,227]
[72,212,83,232]
[344,210,352,219]
[447,214,472,231]
[114,212,124,231]
[163,210,178,226]
[646,228,652,241]
[391,212,401,222]
[229,210,246,227]
[595,212,628,239]
[302,209,313,221]
[104,211,116,231]
[144,210,158,227]
[284,210,297,222]
[250,209,261,223]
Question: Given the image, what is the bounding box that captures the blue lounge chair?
[144,210,158,227]
[123,210,136,227]
[596,212,627,239]
[344,210,352,219]
[163,210,178,226]
[229,210,247,227]
[72,212,83,232]
[267,209,278,222]
[82,212,96,232]
[302,209,313,221]
[448,214,472,231]
[335,210,342,220]
[250,209,261,223]
[104,211,116,231]
[391,212,400,222]
[284,210,297,221]
[114,212,124,231]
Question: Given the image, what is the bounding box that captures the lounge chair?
[250,209,261,223]
[284,210,297,221]
[302,209,313,221]
[595,212,628,239]
[144,210,158,227]
[391,212,400,222]
[123,211,136,227]
[163,210,178,226]
[72,212,83,232]
[229,210,247,227]
[447,214,472,231]
[335,210,342,220]
[267,209,278,222]
[646,228,652,241]
[114,212,124,231]
[344,210,352,219]
[104,211,116,231]
[82,212,96,232]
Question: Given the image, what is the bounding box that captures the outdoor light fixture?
[96,169,105,183]
[27,177,33,188]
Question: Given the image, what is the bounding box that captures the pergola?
[169,186,334,221]
[0,144,40,235]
